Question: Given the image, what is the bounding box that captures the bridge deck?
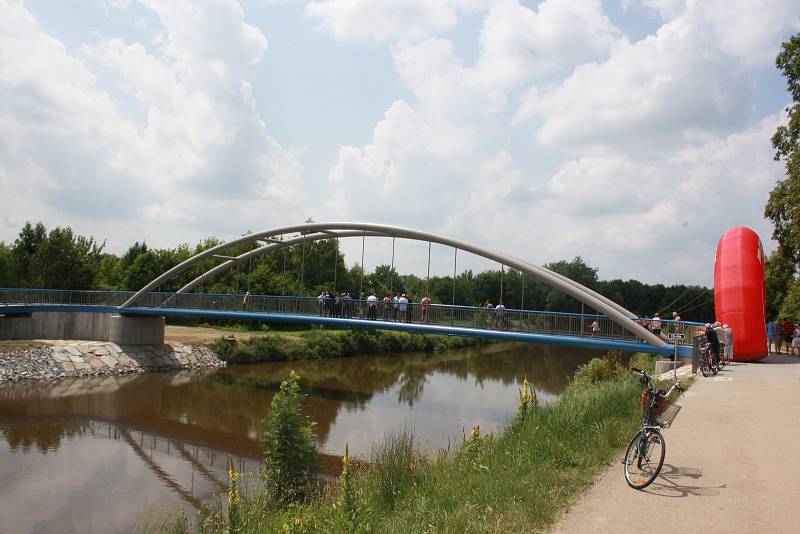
[1,288,697,357]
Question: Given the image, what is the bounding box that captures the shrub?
[628,352,659,373]
[262,371,321,504]
[304,330,344,359]
[571,351,626,387]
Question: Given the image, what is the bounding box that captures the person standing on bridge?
[792,322,800,356]
[398,294,408,322]
[782,318,794,355]
[484,300,494,329]
[242,290,250,310]
[672,311,682,335]
[421,295,431,323]
[495,301,506,329]
[651,313,662,336]
[591,319,600,337]
[723,324,734,364]
[766,319,776,354]
[383,293,393,321]
[367,292,378,320]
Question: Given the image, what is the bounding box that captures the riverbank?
[146,353,671,533]
[0,327,488,382]
[0,340,225,382]
[209,328,489,364]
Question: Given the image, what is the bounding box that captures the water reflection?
[0,342,602,532]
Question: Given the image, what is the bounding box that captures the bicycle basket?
[641,391,682,428]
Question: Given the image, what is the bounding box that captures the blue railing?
[0,288,701,348]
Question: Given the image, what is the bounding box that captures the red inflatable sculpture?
[713,227,767,362]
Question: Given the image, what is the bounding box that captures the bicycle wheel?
[701,353,712,377]
[623,428,666,489]
[711,358,719,375]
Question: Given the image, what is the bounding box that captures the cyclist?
[705,323,720,368]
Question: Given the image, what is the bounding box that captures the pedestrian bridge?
[0,222,699,357]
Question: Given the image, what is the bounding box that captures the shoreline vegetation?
[209,327,489,364]
[140,351,667,533]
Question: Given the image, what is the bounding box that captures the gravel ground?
[0,342,225,383]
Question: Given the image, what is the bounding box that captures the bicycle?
[623,368,684,489]
[699,342,719,377]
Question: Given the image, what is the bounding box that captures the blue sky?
[1,0,799,286]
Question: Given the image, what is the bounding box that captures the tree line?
[765,33,800,321]
[0,221,715,321]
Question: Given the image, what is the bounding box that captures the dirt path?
[164,325,261,345]
[552,354,800,534]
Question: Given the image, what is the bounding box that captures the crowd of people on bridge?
[318,291,434,323]
[765,318,800,356]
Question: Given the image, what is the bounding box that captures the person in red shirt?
[782,318,794,353]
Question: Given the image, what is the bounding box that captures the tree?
[544,257,599,312]
[766,33,800,266]
[0,242,12,287]
[765,249,795,319]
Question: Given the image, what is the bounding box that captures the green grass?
[142,352,694,533]
[210,329,488,364]
[159,363,651,533]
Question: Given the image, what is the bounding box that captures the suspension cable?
[360,231,365,296]
[426,241,431,297]
[452,247,457,306]
[333,236,338,293]
[389,236,395,292]
[499,264,504,305]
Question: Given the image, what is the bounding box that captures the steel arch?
[121,222,666,348]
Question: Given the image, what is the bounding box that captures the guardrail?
[0,289,701,347]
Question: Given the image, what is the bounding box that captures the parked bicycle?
[699,342,718,377]
[623,368,684,489]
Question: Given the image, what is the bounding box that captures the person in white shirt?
[591,320,600,337]
[398,294,409,322]
[651,313,662,336]
[366,292,378,320]
[723,324,734,363]
[495,302,506,329]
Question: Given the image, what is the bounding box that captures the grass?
[149,353,669,533]
[209,328,488,364]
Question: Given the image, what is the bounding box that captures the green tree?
[766,33,800,266]
[11,221,47,287]
[262,371,320,504]
[544,257,599,312]
[765,249,796,319]
[0,242,12,287]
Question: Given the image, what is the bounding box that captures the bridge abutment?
[0,312,165,345]
[108,314,165,345]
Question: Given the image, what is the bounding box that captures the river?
[0,342,604,533]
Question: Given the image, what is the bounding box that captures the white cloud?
[322,0,789,285]
[476,0,620,87]
[304,0,484,43]
[0,0,303,248]
[518,113,785,283]
[326,0,624,227]
[516,18,752,149]
[636,0,800,66]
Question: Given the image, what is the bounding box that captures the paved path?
[552,354,800,534]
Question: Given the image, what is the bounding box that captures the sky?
[1,0,799,287]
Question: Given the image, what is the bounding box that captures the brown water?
[0,343,601,533]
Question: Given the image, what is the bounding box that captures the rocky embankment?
[0,340,225,382]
